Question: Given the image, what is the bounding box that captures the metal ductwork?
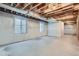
[0,3,48,22]
[0,3,28,14]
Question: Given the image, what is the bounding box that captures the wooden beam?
[44,7,73,17]
[39,4,75,18]
[57,16,76,21]
[57,15,74,20]
[22,3,31,9]
[74,4,79,10]
[15,3,21,7]
[53,13,74,19]
[53,10,78,17]
[37,4,48,11]
[43,4,73,15]
[48,8,73,17]
[0,3,29,14]
[46,4,73,15]
[32,5,48,14]
[29,3,42,11]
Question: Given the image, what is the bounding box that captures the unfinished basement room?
[0,3,79,56]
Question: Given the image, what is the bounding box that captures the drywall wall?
[64,24,76,35]
[0,11,48,45]
[48,21,64,37]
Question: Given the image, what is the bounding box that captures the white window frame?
[14,16,27,34]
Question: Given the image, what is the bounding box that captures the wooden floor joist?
[29,3,42,11]
[44,3,73,14]
[22,3,31,10]
[45,4,73,15]
[1,3,79,23]
[15,3,21,7]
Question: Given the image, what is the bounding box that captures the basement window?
[14,16,27,34]
[40,21,45,32]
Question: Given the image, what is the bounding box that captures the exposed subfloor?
[0,35,79,56]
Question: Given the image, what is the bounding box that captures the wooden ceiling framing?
[22,3,31,10]
[3,3,79,22]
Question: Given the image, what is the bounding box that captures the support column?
[76,11,79,40]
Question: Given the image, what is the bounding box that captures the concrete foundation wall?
[48,21,64,37]
[64,24,76,35]
[0,12,48,45]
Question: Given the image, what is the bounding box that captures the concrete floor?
[0,35,79,56]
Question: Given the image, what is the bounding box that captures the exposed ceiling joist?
[29,3,42,11]
[0,4,48,22]
[22,3,31,9]
[52,10,78,17]
[57,17,76,21]
[34,5,48,14]
[37,4,48,11]
[52,12,74,18]
[57,15,76,20]
[45,4,73,15]
[40,5,73,17]
[47,8,73,17]
[44,4,73,14]
[0,3,28,14]
[15,3,21,7]
[0,3,78,22]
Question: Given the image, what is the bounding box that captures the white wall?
[64,24,76,35]
[0,11,48,45]
[48,21,64,37]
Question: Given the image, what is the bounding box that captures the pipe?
[0,3,28,14]
[0,3,48,22]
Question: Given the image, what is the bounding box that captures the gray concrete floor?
[0,35,79,56]
[40,35,79,56]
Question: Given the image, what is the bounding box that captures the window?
[14,16,27,34]
[40,21,45,32]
